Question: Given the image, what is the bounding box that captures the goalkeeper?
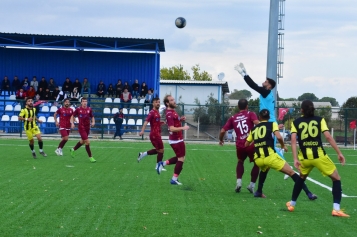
[234,63,317,200]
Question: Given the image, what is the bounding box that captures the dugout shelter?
[0,32,165,96]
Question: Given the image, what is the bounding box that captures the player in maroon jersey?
[137,97,167,173]
[54,98,74,156]
[219,99,260,193]
[157,95,189,185]
[69,97,96,163]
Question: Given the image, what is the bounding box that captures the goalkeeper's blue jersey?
[259,91,276,122]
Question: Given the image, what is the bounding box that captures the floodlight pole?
[266,0,279,114]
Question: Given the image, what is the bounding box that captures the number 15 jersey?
[222,110,258,149]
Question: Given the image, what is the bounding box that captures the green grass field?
[0,138,356,237]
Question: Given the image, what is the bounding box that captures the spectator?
[16,88,27,100]
[70,87,81,102]
[56,88,67,102]
[39,77,48,91]
[81,78,91,97]
[115,80,123,98]
[140,82,148,98]
[37,87,46,100]
[62,77,73,95]
[120,88,132,108]
[52,86,60,101]
[12,76,21,95]
[27,86,36,99]
[73,79,82,93]
[1,76,11,95]
[131,79,140,99]
[96,80,106,98]
[22,77,30,91]
[30,76,39,91]
[113,108,124,140]
[48,78,57,93]
[123,81,131,92]
[145,89,154,110]
[43,88,51,100]
[107,83,114,98]
[144,89,154,104]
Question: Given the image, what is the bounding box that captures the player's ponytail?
[301,100,315,117]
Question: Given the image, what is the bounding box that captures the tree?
[228,89,252,100]
[297,93,319,102]
[192,93,230,125]
[282,97,297,101]
[191,64,212,81]
[160,64,191,80]
[160,64,212,81]
[319,97,339,107]
[340,96,357,121]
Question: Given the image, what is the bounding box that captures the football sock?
[147,149,157,155]
[59,140,67,149]
[249,182,255,189]
[174,161,183,176]
[257,171,268,193]
[38,141,43,149]
[29,144,34,152]
[236,161,244,179]
[172,174,178,181]
[74,142,82,151]
[291,174,304,202]
[236,179,242,185]
[166,157,178,165]
[251,164,259,183]
[291,173,311,195]
[332,180,342,207]
[85,145,92,157]
[157,152,163,162]
[333,203,340,211]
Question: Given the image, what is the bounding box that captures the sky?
[1,0,356,105]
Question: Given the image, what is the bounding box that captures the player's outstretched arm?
[70,115,75,129]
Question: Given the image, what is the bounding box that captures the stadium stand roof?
[160,80,230,94]
[0,32,165,52]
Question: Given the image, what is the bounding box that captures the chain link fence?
[1,98,356,146]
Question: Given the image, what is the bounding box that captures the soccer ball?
[175,17,186,29]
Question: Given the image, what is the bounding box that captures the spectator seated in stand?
[48,78,57,94]
[21,77,30,91]
[43,88,51,101]
[26,86,36,99]
[12,76,21,95]
[1,76,11,95]
[107,83,114,98]
[70,87,81,102]
[16,88,27,100]
[115,79,123,98]
[73,79,82,94]
[31,76,38,92]
[62,77,73,95]
[39,77,48,91]
[120,88,132,108]
[96,80,106,98]
[36,87,45,100]
[131,79,140,99]
[52,86,60,101]
[56,88,67,102]
[140,82,148,98]
[81,78,91,97]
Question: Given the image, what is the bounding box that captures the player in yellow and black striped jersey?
[245,109,315,200]
[18,98,47,159]
[286,100,349,217]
